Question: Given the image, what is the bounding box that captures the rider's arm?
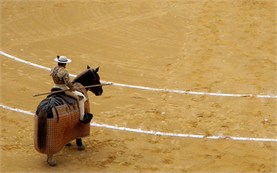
[63,73,74,91]
[57,67,74,91]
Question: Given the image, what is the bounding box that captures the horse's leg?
[76,99,90,150]
[76,138,85,150]
[47,155,57,166]
[65,142,72,146]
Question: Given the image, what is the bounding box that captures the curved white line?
[1,51,277,99]
[1,104,277,143]
[0,51,52,71]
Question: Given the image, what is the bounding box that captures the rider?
[50,55,92,123]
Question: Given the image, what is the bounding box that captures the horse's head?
[87,66,103,96]
[73,66,103,96]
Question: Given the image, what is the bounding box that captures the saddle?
[35,88,77,118]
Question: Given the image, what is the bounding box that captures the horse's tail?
[37,110,48,150]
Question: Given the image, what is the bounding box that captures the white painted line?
[0,51,51,71]
[0,104,34,115]
[1,104,277,143]
[1,51,277,99]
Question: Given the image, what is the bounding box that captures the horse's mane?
[73,69,91,83]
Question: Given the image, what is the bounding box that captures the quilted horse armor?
[34,92,90,155]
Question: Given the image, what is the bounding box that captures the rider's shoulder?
[57,67,68,77]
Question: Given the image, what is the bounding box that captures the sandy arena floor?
[1,0,277,172]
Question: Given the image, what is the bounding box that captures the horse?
[34,66,103,166]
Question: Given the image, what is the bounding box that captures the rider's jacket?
[50,65,73,90]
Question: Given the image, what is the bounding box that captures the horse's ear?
[95,66,99,72]
[87,65,90,69]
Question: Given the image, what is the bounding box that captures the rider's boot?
[80,112,93,124]
[80,100,93,124]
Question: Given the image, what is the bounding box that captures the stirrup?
[80,113,93,124]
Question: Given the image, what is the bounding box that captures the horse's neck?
[73,70,91,87]
[73,82,88,93]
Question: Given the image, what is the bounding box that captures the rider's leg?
[72,91,87,121]
[78,98,85,120]
[64,91,79,100]
[65,90,92,123]
[65,90,86,121]
[83,99,93,123]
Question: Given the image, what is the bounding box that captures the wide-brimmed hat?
[54,56,71,63]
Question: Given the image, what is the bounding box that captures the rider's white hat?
[54,56,71,63]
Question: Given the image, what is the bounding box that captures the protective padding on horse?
[34,104,90,155]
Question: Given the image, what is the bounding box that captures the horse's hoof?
[47,157,57,166]
[78,145,85,150]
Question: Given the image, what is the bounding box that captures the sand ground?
[1,0,277,172]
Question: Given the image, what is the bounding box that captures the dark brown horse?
[35,66,103,166]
